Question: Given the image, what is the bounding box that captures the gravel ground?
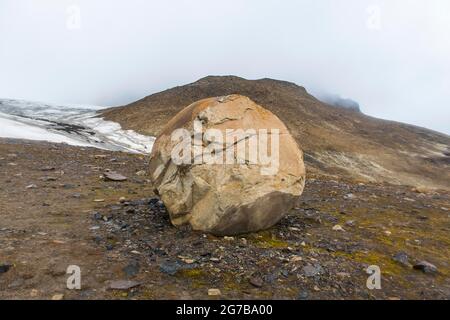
[0,138,449,300]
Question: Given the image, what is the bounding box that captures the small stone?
[26,184,37,189]
[123,261,140,278]
[8,278,25,289]
[223,236,234,241]
[126,208,136,214]
[384,230,392,236]
[108,280,141,290]
[332,225,345,232]
[94,199,105,202]
[135,170,146,176]
[119,197,127,203]
[297,290,309,300]
[30,289,39,297]
[159,261,180,276]
[92,212,102,220]
[208,288,221,296]
[336,272,351,278]
[249,276,264,288]
[345,220,355,227]
[41,176,57,182]
[290,255,302,263]
[179,256,195,264]
[89,226,100,231]
[302,264,323,277]
[0,263,13,274]
[41,166,55,171]
[413,261,438,274]
[344,193,355,200]
[104,172,127,182]
[51,294,64,300]
[392,252,409,266]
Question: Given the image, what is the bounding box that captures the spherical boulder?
[149,94,305,235]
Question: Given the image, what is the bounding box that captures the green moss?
[178,268,203,278]
[250,231,290,249]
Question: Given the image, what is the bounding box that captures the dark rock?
[92,236,102,244]
[297,290,309,300]
[0,263,13,274]
[413,261,438,274]
[265,273,278,284]
[392,251,409,266]
[152,248,167,256]
[159,261,181,276]
[41,176,57,182]
[123,261,140,278]
[40,166,55,171]
[92,212,102,220]
[129,199,147,206]
[148,197,160,206]
[280,269,289,277]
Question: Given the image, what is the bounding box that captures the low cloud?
[0,0,449,134]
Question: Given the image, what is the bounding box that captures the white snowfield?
[0,99,155,154]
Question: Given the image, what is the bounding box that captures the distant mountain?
[102,76,450,190]
[317,93,361,112]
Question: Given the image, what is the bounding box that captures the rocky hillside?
[103,76,450,190]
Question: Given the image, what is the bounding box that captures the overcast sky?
[1,0,449,134]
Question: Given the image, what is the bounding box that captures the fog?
[1,0,449,134]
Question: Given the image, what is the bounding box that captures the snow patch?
[0,99,155,154]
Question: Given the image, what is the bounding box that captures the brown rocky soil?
[103,76,450,190]
[1,138,448,300]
